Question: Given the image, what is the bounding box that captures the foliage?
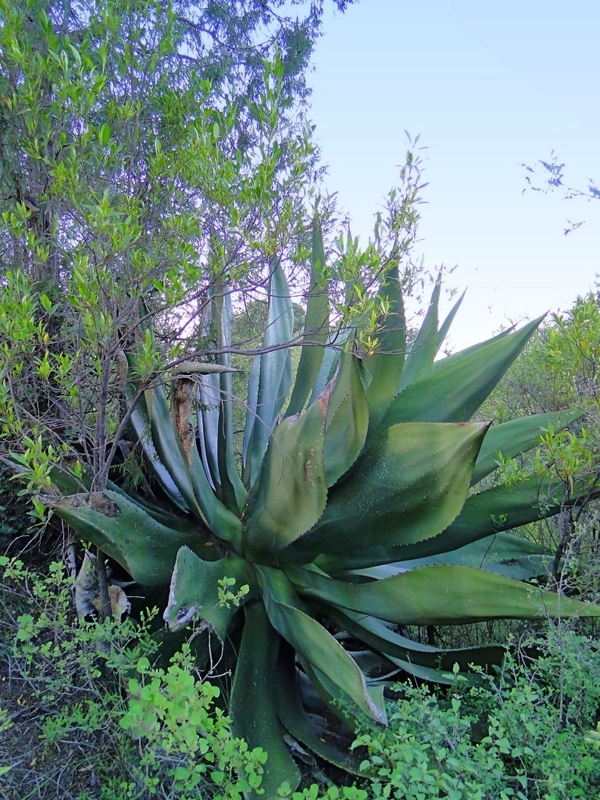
[481,293,600,593]
[354,626,600,799]
[0,556,367,798]
[24,217,600,794]
[3,558,600,799]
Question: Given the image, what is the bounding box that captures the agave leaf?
[43,490,215,587]
[230,601,300,798]
[397,279,440,392]
[163,546,256,640]
[327,606,505,673]
[196,374,220,490]
[286,421,487,562]
[124,371,188,511]
[362,264,406,434]
[258,566,387,724]
[288,563,600,625]
[317,476,594,572]
[245,399,327,556]
[471,409,583,485]
[429,328,513,373]
[308,321,354,406]
[427,477,595,557]
[141,366,242,548]
[382,315,544,426]
[243,261,294,489]
[436,290,465,354]
[286,219,329,417]
[323,352,369,486]
[350,532,553,582]
[144,381,208,523]
[275,643,362,773]
[212,282,248,514]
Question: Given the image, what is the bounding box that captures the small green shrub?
[353,629,600,800]
[0,557,365,799]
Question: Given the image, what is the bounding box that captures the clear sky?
[307,0,600,348]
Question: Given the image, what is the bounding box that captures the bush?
[353,627,600,799]
[0,557,365,799]
[3,557,600,799]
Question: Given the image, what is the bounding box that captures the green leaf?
[471,409,583,485]
[163,546,256,640]
[426,477,590,556]
[397,279,440,392]
[318,476,595,572]
[286,218,329,417]
[212,280,248,513]
[275,643,362,773]
[288,563,600,625]
[436,290,465,354]
[144,378,242,549]
[352,533,552,582]
[258,566,386,724]
[42,490,215,587]
[243,261,294,488]
[326,606,505,674]
[382,316,544,426]
[124,368,188,511]
[99,122,110,145]
[286,421,487,562]
[245,400,327,555]
[323,352,369,486]
[230,602,300,797]
[362,264,406,434]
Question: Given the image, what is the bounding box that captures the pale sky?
[308,0,600,348]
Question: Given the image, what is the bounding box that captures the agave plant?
[44,223,600,794]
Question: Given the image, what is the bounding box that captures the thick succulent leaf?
[288,563,600,625]
[124,374,188,511]
[397,279,440,392]
[436,290,465,354]
[317,476,592,572]
[471,409,583,485]
[145,381,217,528]
[382,315,544,426]
[145,382,204,518]
[426,477,594,557]
[43,490,215,587]
[196,379,220,491]
[308,324,352,405]
[328,606,505,673]
[210,282,248,514]
[362,264,406,433]
[285,422,487,562]
[242,262,294,488]
[258,566,386,724]
[429,327,512,373]
[138,353,242,547]
[351,532,553,582]
[163,546,256,640]
[275,643,362,773]
[323,352,369,486]
[286,219,329,417]
[245,400,327,556]
[230,602,300,797]
[299,657,384,732]
[185,444,243,550]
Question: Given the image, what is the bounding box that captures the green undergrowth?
[2,558,600,799]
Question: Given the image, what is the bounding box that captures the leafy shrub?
[353,627,600,799]
[0,557,365,799]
